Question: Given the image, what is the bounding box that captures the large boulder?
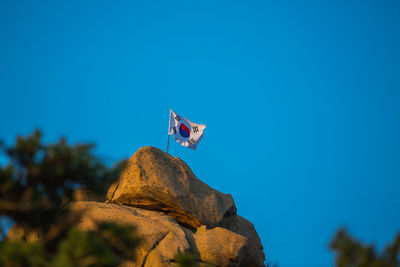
[71,201,192,267]
[236,216,265,265]
[217,215,265,265]
[107,146,236,229]
[194,225,247,266]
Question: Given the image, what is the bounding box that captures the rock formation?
[106,146,236,229]
[8,146,265,267]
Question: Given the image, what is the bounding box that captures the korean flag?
[168,109,206,150]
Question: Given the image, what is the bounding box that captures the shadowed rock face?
[107,146,236,229]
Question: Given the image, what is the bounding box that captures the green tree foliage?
[330,228,400,267]
[0,130,140,266]
[173,252,201,267]
[0,240,47,267]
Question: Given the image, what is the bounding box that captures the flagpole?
[167,135,170,154]
[167,107,171,154]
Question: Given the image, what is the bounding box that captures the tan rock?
[7,201,265,267]
[70,201,192,266]
[237,216,265,266]
[235,216,265,266]
[217,214,265,265]
[7,144,266,267]
[107,146,236,229]
[194,226,247,267]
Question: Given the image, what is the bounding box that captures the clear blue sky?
[1,1,400,266]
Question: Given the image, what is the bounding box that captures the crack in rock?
[141,231,170,267]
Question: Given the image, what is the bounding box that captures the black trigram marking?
[173,126,177,134]
[175,116,180,122]
[192,126,199,133]
[188,138,196,145]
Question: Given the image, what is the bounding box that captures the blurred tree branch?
[0,129,137,267]
[330,228,400,267]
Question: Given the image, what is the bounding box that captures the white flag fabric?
[168,109,206,150]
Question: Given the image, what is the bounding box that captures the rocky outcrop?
[107,146,236,229]
[7,146,265,267]
[70,201,264,267]
[105,146,264,266]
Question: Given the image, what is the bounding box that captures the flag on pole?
[168,109,206,150]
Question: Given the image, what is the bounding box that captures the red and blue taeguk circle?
[179,123,190,138]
